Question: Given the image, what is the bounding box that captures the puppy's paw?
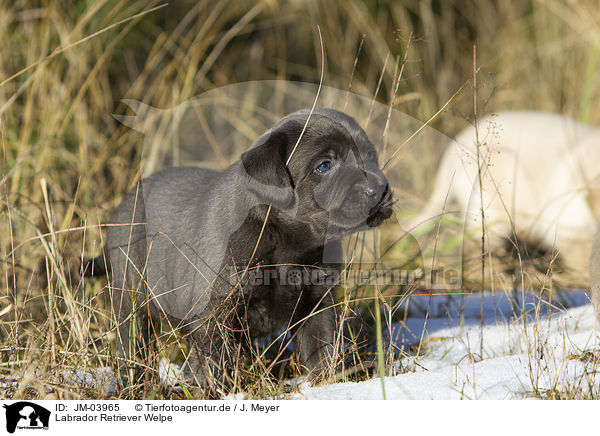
[283,375,311,390]
[158,357,196,392]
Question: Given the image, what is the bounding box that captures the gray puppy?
[90,108,393,391]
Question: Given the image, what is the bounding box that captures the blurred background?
[1,0,599,398]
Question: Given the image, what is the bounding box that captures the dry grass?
[1,0,600,399]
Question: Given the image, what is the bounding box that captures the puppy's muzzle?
[366,183,393,227]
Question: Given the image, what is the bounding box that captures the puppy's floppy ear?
[240,129,297,210]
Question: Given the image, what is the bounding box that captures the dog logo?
[2,402,50,433]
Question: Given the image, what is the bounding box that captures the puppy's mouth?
[365,185,393,228]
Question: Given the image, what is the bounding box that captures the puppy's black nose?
[364,187,377,198]
[364,183,389,203]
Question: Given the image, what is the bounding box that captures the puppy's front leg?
[186,316,235,396]
[294,296,336,381]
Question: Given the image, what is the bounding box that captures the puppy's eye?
[314,159,333,174]
[366,150,375,160]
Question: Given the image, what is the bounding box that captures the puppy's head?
[241,109,393,240]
